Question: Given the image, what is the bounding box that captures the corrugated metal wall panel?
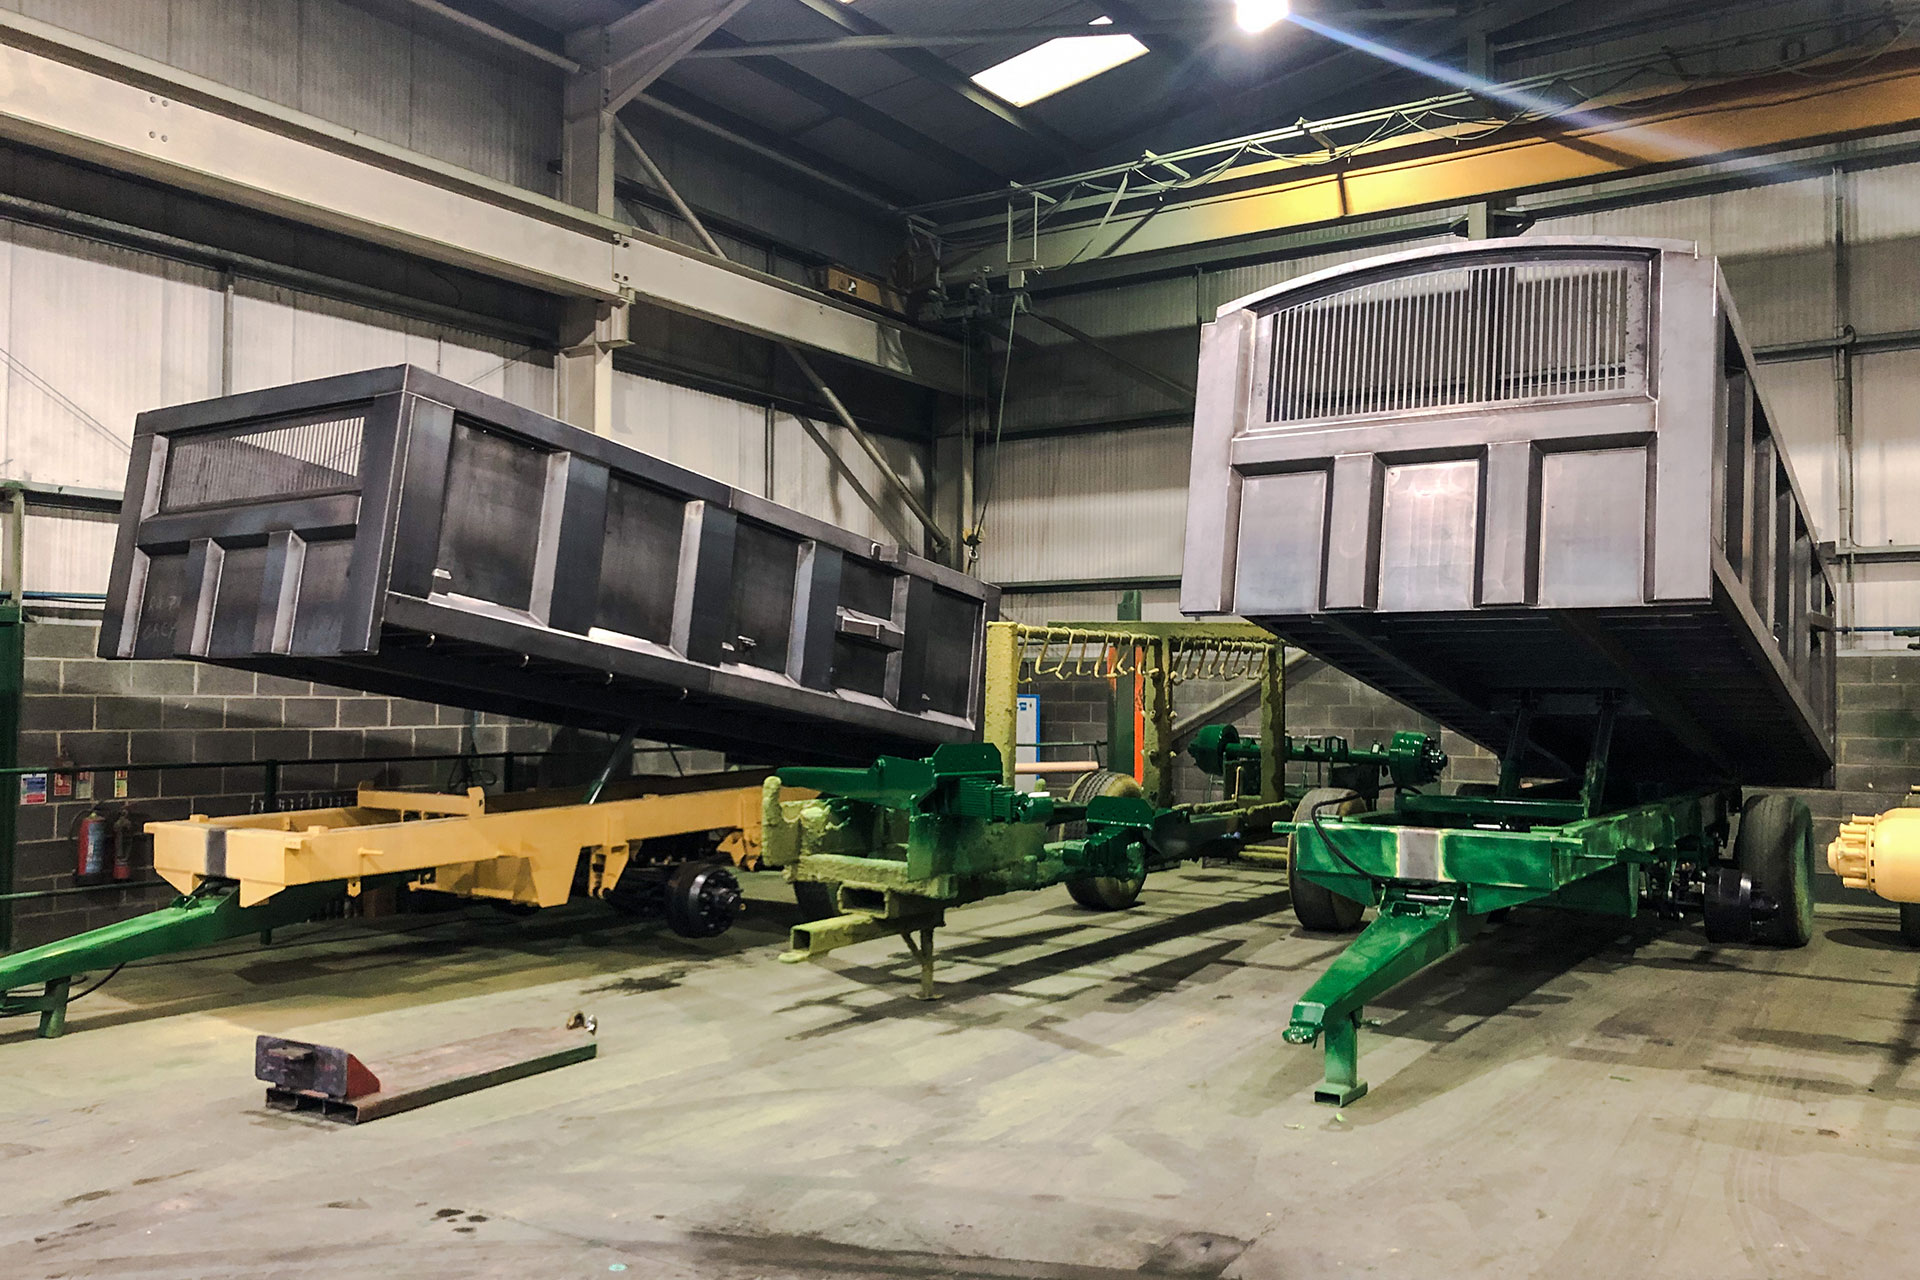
[975,426,1189,585]
[624,116,899,277]
[5,0,169,56]
[1846,165,1920,335]
[437,339,554,415]
[772,412,927,549]
[1713,180,1837,348]
[166,0,302,102]
[1848,163,1920,240]
[1844,563,1920,650]
[1711,178,1831,254]
[610,371,768,493]
[0,221,894,595]
[229,287,431,391]
[294,0,417,150]
[1003,278,1202,431]
[1042,277,1198,340]
[1851,349,1920,548]
[1722,250,1837,349]
[13,0,558,193]
[0,223,221,491]
[1754,357,1839,540]
[1003,343,1192,430]
[1496,0,1825,81]
[995,587,1182,626]
[1556,194,1717,247]
[14,510,118,597]
[405,25,559,194]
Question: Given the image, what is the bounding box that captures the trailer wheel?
[1289,788,1368,932]
[1734,794,1815,948]
[792,880,841,922]
[1061,769,1147,912]
[1901,903,1920,947]
[1066,875,1146,910]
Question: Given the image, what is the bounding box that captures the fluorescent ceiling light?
[970,18,1149,107]
[1235,0,1290,33]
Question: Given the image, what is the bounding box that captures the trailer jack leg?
[1283,894,1473,1105]
[0,880,350,1038]
[901,925,939,1001]
[4,977,72,1039]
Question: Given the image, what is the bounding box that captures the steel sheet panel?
[101,365,997,764]
[1184,237,1837,787]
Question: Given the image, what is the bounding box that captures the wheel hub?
[664,864,742,939]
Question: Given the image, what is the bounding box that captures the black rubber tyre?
[1288,787,1368,932]
[1061,770,1147,911]
[1900,902,1920,948]
[1733,793,1816,948]
[1065,875,1146,910]
[792,880,840,922]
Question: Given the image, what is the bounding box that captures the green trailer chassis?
[1279,692,1809,1105]
[1283,787,1728,1104]
[764,742,1271,996]
[0,878,370,1037]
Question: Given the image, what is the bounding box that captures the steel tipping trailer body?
[99,366,997,765]
[1183,237,1835,788]
[1181,238,1829,1104]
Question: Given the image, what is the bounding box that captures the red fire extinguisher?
[111,808,138,882]
[72,806,111,883]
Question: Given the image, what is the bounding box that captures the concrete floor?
[2,867,1916,1279]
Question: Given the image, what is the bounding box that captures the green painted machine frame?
[1280,697,1747,1105]
[768,620,1300,996]
[763,741,1278,996]
[1287,787,1731,1104]
[0,878,377,1037]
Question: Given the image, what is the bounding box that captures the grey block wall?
[8,621,562,949]
[1766,653,1920,850]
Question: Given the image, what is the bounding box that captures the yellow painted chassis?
[147,775,777,910]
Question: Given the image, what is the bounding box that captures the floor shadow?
[0,901,770,1046]
[685,1228,1251,1280]
[1364,911,1632,1042]
[1827,926,1915,953]
[778,890,1294,1039]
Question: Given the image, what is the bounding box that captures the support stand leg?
[0,880,355,1042]
[1315,1009,1368,1106]
[36,976,69,1039]
[1283,898,1468,1105]
[901,926,939,1001]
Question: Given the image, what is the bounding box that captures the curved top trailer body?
[1182,237,1836,788]
[99,365,996,765]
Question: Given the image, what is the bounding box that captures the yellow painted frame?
[149,779,772,909]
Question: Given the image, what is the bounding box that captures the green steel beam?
[0,603,19,951]
[1284,896,1474,1106]
[0,879,354,1037]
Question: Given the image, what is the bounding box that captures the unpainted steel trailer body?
[100,366,996,764]
[1183,237,1836,788]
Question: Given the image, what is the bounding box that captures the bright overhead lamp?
[970,18,1150,108]
[1235,0,1291,34]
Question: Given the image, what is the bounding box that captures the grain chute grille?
[1263,256,1649,423]
[161,411,366,511]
